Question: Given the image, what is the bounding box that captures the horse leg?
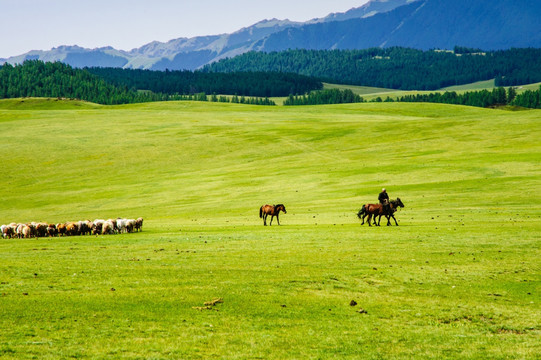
[367,214,372,226]
[361,214,366,225]
[270,215,274,226]
[263,214,267,226]
[276,213,280,226]
[391,214,398,226]
[375,215,380,226]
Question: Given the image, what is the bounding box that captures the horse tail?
[357,205,366,219]
[259,206,263,218]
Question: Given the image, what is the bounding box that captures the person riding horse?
[358,189,404,227]
[378,188,390,215]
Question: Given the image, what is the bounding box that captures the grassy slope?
[323,82,398,95]
[325,80,541,101]
[0,98,539,359]
[442,79,495,91]
[0,97,102,110]
[518,81,541,91]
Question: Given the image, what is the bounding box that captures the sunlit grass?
[0,98,539,359]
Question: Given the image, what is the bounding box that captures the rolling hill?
[0,99,539,358]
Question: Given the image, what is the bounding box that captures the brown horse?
[357,198,404,226]
[374,198,404,226]
[259,204,287,226]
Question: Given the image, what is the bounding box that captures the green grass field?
[1,98,539,359]
[441,79,496,91]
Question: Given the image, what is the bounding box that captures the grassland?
[323,82,399,95]
[441,79,496,91]
[517,82,541,91]
[0,98,539,359]
[324,80,541,102]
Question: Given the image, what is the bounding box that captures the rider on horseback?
[378,188,390,215]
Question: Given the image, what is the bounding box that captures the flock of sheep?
[1,218,143,239]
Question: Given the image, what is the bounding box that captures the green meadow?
[324,80,541,102]
[0,98,539,359]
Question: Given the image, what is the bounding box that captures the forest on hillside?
[85,68,321,98]
[0,61,161,105]
[284,86,541,109]
[203,47,541,90]
[0,61,320,105]
[394,86,541,109]
[1,58,540,109]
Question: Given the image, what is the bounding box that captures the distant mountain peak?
[2,0,540,70]
[232,18,300,35]
[309,0,421,23]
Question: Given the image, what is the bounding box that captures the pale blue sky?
[0,0,369,58]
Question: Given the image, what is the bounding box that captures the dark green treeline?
[393,87,541,109]
[285,87,541,109]
[86,67,321,98]
[0,60,318,105]
[0,60,161,104]
[204,47,541,91]
[284,89,363,105]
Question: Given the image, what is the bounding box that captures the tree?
[507,87,517,103]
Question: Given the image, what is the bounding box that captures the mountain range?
[2,0,540,71]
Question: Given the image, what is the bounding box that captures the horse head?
[394,197,404,208]
[275,204,287,214]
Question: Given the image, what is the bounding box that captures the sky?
[0,0,369,59]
